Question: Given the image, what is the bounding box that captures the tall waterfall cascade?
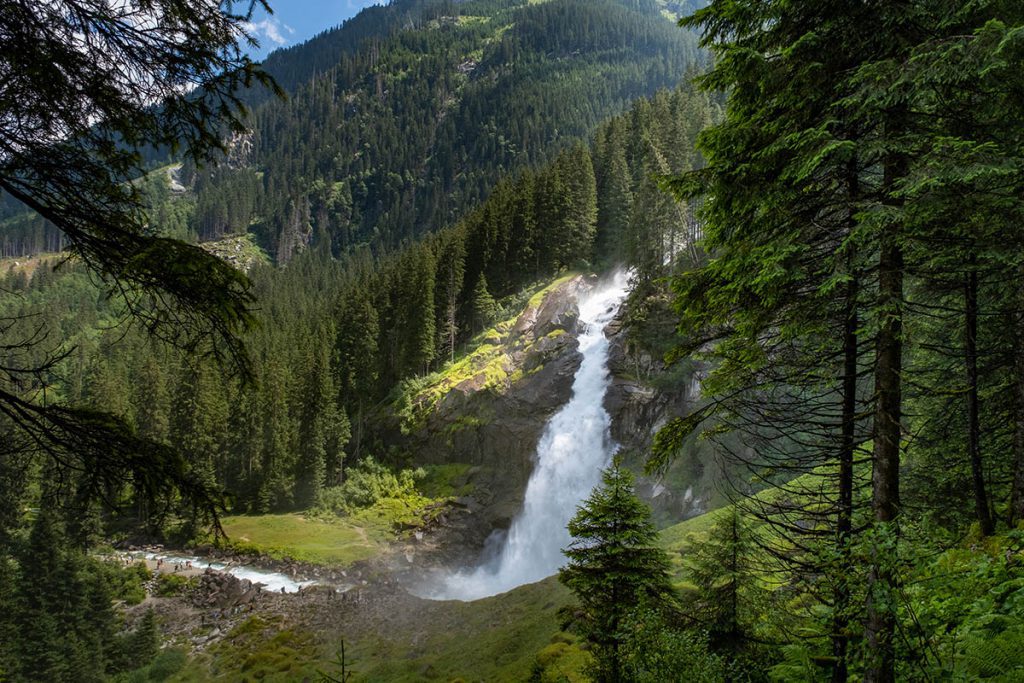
[428,270,630,601]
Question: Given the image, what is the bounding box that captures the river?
[130,551,318,594]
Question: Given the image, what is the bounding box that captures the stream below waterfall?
[129,551,318,594]
[425,270,630,601]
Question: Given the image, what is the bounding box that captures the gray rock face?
[603,315,712,523]
[604,319,678,448]
[388,276,589,563]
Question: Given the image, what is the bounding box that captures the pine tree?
[667,2,911,678]
[682,508,763,657]
[0,0,274,525]
[471,274,497,335]
[595,124,633,266]
[296,334,349,506]
[562,144,599,267]
[132,353,171,527]
[534,161,575,271]
[133,354,170,445]
[128,608,160,665]
[257,358,297,512]
[0,553,18,680]
[13,510,114,682]
[172,360,229,494]
[433,230,467,364]
[559,465,675,683]
[334,283,379,457]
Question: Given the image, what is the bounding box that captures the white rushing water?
[132,551,317,594]
[427,270,630,601]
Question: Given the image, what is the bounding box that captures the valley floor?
[133,539,588,682]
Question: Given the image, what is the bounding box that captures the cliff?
[384,274,590,562]
[384,273,723,568]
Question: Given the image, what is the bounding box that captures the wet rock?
[602,311,716,522]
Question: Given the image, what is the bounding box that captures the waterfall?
[428,270,630,601]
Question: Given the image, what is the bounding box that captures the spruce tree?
[471,275,497,335]
[0,553,17,680]
[0,0,278,524]
[559,465,675,683]
[13,510,115,682]
[682,508,763,659]
[128,608,160,665]
[665,2,915,678]
[595,124,633,266]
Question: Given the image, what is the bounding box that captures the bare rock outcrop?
[603,313,712,522]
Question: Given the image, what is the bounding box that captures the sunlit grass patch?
[219,514,380,566]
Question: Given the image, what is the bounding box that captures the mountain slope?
[190,0,704,259]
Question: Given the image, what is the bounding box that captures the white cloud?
[242,17,295,47]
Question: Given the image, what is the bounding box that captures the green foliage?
[680,508,766,653]
[619,609,727,683]
[895,527,1024,681]
[181,616,322,682]
[125,609,161,668]
[559,465,676,682]
[418,463,475,499]
[472,275,498,334]
[111,648,188,683]
[0,0,287,539]
[530,632,593,683]
[0,511,163,681]
[95,560,151,606]
[311,457,426,516]
[155,573,194,598]
[646,0,1024,679]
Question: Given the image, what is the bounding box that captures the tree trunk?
[864,224,902,683]
[1011,293,1024,524]
[832,273,858,683]
[964,252,993,535]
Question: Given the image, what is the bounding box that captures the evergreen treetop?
[559,464,675,682]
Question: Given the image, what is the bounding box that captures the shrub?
[94,558,150,605]
[155,573,193,597]
[311,457,425,516]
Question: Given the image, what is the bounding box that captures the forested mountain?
[0,0,712,534]
[0,75,719,676]
[0,0,715,673]
[1,0,703,261]
[206,0,704,259]
[7,0,1024,681]
[0,83,718,520]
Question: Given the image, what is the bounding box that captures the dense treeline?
[0,203,65,257]
[0,512,166,682]
[241,0,703,260]
[638,0,1024,680]
[0,83,719,522]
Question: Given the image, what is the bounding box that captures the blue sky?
[242,1,385,60]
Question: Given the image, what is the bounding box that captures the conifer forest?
[2,1,1024,681]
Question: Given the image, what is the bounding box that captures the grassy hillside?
[345,579,587,682]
